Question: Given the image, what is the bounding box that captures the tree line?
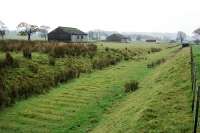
[174,29,200,44]
[1,19,200,43]
[0,20,50,41]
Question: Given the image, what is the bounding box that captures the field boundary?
[191,45,200,133]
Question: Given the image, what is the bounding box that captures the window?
[77,36,79,39]
[81,35,84,39]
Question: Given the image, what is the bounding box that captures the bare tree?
[194,28,200,35]
[39,25,50,40]
[0,21,7,40]
[193,28,200,44]
[176,31,186,43]
[17,22,38,41]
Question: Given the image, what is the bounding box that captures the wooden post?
[191,46,194,90]
[194,86,200,133]
[192,64,196,111]
[191,46,195,111]
[191,46,193,82]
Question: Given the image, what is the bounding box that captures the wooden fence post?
[191,46,193,82]
[191,45,196,111]
[194,86,200,133]
[192,63,196,111]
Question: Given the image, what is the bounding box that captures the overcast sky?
[0,0,200,35]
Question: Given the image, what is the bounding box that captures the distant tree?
[39,25,50,40]
[194,28,200,35]
[136,35,141,41]
[193,28,200,44]
[17,22,38,41]
[0,20,7,40]
[176,31,186,43]
[194,39,200,45]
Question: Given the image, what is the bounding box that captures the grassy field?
[0,41,194,132]
[91,47,192,133]
[192,45,200,133]
[0,41,170,107]
[0,43,183,132]
[193,45,200,82]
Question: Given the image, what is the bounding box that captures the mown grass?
[193,45,200,82]
[0,44,179,133]
[91,47,193,133]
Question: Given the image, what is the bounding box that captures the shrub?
[0,76,8,107]
[0,41,98,58]
[53,45,65,58]
[28,63,39,73]
[105,47,110,51]
[156,58,165,65]
[48,56,56,66]
[124,56,130,61]
[68,67,80,78]
[92,55,121,70]
[4,52,14,66]
[147,58,165,68]
[0,88,7,107]
[151,47,162,53]
[23,47,32,59]
[147,63,155,68]
[124,80,139,92]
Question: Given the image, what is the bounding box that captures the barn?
[146,39,157,42]
[106,34,129,43]
[48,27,88,42]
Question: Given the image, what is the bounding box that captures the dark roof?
[107,34,128,40]
[49,26,87,35]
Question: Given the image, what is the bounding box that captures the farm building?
[48,27,88,42]
[181,41,190,48]
[106,34,129,43]
[146,39,157,42]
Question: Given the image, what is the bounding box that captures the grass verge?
[91,47,193,133]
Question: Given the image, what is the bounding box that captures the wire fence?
[191,45,200,133]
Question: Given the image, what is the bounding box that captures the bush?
[105,47,110,51]
[4,52,14,66]
[53,45,65,58]
[48,56,56,66]
[147,63,154,68]
[150,47,162,53]
[0,78,8,107]
[92,55,121,70]
[0,41,98,58]
[28,63,39,73]
[124,56,130,61]
[124,80,139,92]
[147,58,165,68]
[0,53,18,69]
[23,47,32,59]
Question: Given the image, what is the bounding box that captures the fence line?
[191,46,200,133]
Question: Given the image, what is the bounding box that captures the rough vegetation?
[0,40,163,108]
[0,42,186,133]
[124,80,139,92]
[147,58,166,68]
[0,40,192,133]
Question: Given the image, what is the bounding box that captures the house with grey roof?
[48,27,87,42]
